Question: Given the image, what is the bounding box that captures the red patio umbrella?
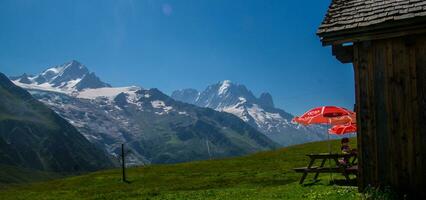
[329,123,357,135]
[293,106,355,126]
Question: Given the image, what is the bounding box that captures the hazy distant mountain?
[170,88,200,105]
[11,61,278,165]
[172,80,331,146]
[0,73,113,172]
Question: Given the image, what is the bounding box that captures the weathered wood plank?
[406,36,417,191]
[366,40,379,187]
[414,35,426,198]
[393,38,410,188]
[384,38,398,188]
[353,43,364,190]
[356,41,374,190]
[372,39,388,185]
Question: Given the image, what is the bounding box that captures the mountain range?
[9,61,278,165]
[172,81,332,146]
[0,72,113,172]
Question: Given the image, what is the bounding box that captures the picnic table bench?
[294,153,357,184]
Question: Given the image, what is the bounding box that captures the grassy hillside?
[0,165,64,187]
[0,139,359,200]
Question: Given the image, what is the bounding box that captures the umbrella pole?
[328,127,331,153]
[328,124,334,184]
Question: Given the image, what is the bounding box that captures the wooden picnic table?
[293,153,357,184]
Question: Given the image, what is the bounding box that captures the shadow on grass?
[329,178,357,186]
[301,179,321,187]
[166,178,296,192]
[302,178,357,187]
[122,180,132,184]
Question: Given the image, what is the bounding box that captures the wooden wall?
[353,34,426,197]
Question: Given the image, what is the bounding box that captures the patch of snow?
[151,100,166,108]
[151,100,173,114]
[77,86,141,100]
[164,106,173,112]
[218,80,231,95]
[42,67,62,75]
[194,92,201,102]
[178,111,188,115]
[246,104,285,130]
[126,91,140,104]
[65,78,82,88]
[219,96,250,121]
[222,106,249,122]
[13,81,67,94]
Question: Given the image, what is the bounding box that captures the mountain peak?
[12,61,111,93]
[64,60,87,70]
[219,80,232,85]
[70,59,81,65]
[47,61,90,88]
[174,80,257,110]
[259,92,274,108]
[41,60,86,77]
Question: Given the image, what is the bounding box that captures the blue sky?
[0,0,354,115]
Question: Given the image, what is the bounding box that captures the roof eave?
[318,17,426,46]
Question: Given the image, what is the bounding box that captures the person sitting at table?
[339,137,351,166]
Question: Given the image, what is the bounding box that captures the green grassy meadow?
[0,165,64,187]
[0,139,359,200]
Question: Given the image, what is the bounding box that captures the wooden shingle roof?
[318,0,426,45]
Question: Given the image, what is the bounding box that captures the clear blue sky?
[0,0,355,115]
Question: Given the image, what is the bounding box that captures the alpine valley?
[9,61,278,165]
[172,81,336,146]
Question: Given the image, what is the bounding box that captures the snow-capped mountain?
[10,60,111,93]
[172,80,336,146]
[9,62,277,165]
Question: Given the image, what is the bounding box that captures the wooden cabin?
[317,0,426,198]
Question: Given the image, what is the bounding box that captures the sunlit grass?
[0,139,359,200]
